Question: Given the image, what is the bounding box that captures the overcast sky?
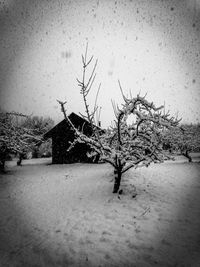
[0,0,200,127]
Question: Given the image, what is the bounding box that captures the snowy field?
[0,155,200,267]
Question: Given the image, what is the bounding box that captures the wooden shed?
[44,112,100,164]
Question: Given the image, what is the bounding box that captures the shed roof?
[43,112,101,139]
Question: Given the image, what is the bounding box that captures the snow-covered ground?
[0,155,200,267]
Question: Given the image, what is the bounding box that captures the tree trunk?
[17,153,23,166]
[182,150,192,162]
[113,169,122,193]
[33,150,38,158]
[0,160,5,173]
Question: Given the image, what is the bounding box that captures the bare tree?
[162,123,200,162]
[20,115,54,158]
[0,112,43,171]
[58,45,181,193]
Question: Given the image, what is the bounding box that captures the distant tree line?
[162,123,200,162]
[20,115,54,159]
[0,110,54,172]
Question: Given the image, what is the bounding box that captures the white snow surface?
[0,154,200,266]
